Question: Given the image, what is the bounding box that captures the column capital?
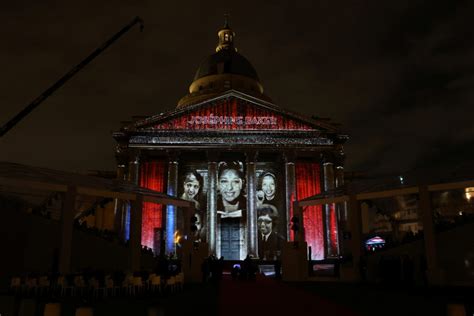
[245,150,258,163]
[115,143,128,160]
[206,150,220,162]
[166,150,179,163]
[334,148,345,167]
[283,151,297,164]
[321,152,335,165]
[128,149,141,164]
[275,152,287,165]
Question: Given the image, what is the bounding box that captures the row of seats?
[10,272,184,298]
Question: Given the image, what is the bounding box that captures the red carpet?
[218,275,359,316]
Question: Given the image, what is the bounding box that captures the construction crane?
[0,16,144,137]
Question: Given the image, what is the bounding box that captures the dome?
[177,20,271,108]
[193,49,260,81]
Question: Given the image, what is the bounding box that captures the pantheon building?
[113,22,348,261]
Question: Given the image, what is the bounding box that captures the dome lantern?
[216,15,236,52]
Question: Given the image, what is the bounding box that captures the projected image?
[256,166,286,260]
[217,161,246,218]
[180,170,203,210]
[257,204,285,260]
[257,172,278,208]
[179,169,207,242]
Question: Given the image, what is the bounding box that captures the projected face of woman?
[219,169,243,204]
[262,175,276,200]
[183,175,200,200]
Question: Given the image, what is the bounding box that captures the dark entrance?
[220,218,240,260]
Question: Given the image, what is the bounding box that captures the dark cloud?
[0,0,473,178]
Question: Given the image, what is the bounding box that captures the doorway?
[220,218,240,260]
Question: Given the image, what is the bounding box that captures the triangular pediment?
[133,91,338,133]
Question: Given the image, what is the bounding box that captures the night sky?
[1,0,473,180]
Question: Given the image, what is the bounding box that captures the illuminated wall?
[139,159,325,259]
[296,162,324,260]
[152,98,315,131]
[139,161,166,249]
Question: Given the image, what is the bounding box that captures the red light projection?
[139,161,166,249]
[296,162,324,260]
[153,98,315,131]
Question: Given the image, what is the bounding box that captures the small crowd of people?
[359,254,422,286]
[200,254,270,283]
[230,255,260,280]
[376,254,417,286]
[201,255,224,283]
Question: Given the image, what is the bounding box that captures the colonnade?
[115,149,344,260]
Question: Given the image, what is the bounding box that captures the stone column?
[121,151,140,241]
[419,185,444,285]
[166,152,179,255]
[114,162,126,237]
[128,151,140,184]
[129,194,143,272]
[284,152,297,240]
[207,152,218,256]
[246,150,258,257]
[335,164,346,256]
[335,165,347,219]
[323,159,339,258]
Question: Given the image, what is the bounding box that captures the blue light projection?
[124,202,131,241]
[166,187,176,254]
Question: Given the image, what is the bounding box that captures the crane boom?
[0,16,144,137]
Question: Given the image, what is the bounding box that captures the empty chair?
[122,273,134,296]
[25,276,38,296]
[10,277,22,295]
[58,275,74,297]
[105,275,118,297]
[38,276,51,296]
[165,276,176,294]
[146,273,156,291]
[175,273,184,292]
[89,277,106,299]
[131,276,144,296]
[150,275,162,295]
[73,275,86,296]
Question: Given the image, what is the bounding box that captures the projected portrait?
[179,169,206,242]
[256,166,286,242]
[257,172,277,207]
[217,161,246,218]
[257,204,285,260]
[180,170,203,211]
